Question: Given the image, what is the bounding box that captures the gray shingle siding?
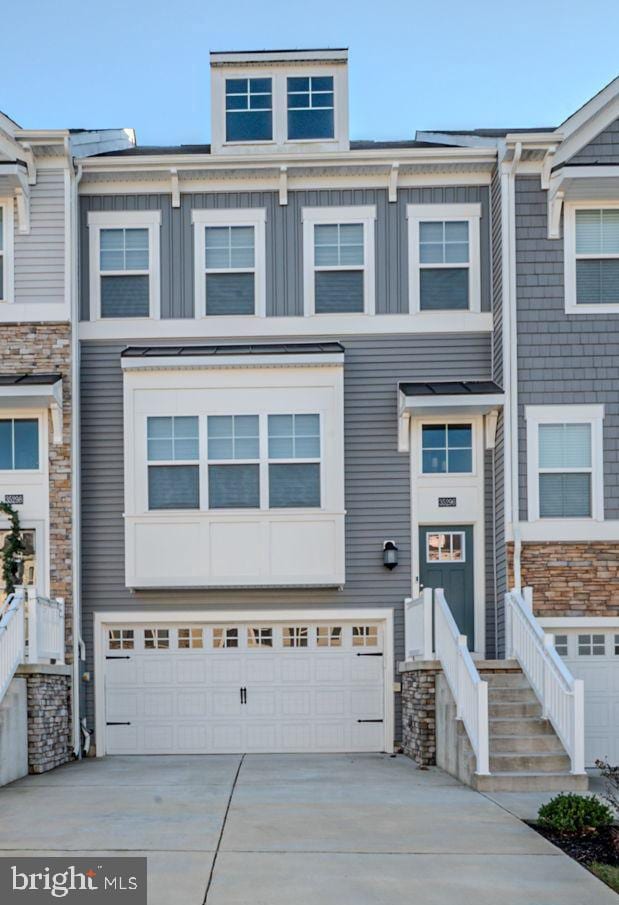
[79,186,491,320]
[80,332,493,738]
[568,117,619,164]
[515,175,619,520]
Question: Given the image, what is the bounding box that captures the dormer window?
[225,78,272,142]
[287,76,334,140]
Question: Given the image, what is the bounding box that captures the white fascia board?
[400,393,504,417]
[538,617,619,629]
[121,353,344,371]
[554,88,619,167]
[79,311,493,342]
[210,49,348,65]
[95,607,390,625]
[516,520,619,542]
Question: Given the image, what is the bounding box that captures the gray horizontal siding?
[515,176,619,519]
[79,185,491,320]
[80,332,492,738]
[14,169,65,304]
[568,117,619,164]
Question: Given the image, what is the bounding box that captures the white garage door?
[103,620,386,754]
[556,631,619,767]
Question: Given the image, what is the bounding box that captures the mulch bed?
[527,823,619,868]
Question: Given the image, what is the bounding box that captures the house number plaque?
[4,494,24,505]
[438,497,457,508]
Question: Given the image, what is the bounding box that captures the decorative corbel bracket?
[388,162,400,203]
[547,174,564,240]
[485,409,499,451]
[279,166,288,206]
[14,172,31,234]
[397,391,411,453]
[170,168,180,208]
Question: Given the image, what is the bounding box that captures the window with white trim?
[287,76,334,140]
[407,203,481,313]
[178,628,203,649]
[525,405,604,521]
[577,633,605,656]
[0,199,14,303]
[302,206,376,315]
[421,424,473,474]
[565,205,619,312]
[88,211,161,319]
[192,209,266,318]
[108,629,134,650]
[0,418,39,470]
[213,627,239,649]
[207,415,260,509]
[144,628,169,650]
[268,414,321,508]
[225,78,272,142]
[554,634,568,657]
[147,416,200,510]
[316,626,342,647]
[283,626,309,648]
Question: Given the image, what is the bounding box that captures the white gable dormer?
[209,48,349,155]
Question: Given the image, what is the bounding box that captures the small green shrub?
[537,793,613,836]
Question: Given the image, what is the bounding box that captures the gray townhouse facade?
[71,51,619,776]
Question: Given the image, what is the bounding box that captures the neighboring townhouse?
[0,111,133,780]
[423,75,619,770]
[77,49,506,761]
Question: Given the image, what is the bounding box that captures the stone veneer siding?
[507,541,619,617]
[0,323,73,660]
[17,668,71,773]
[400,664,441,766]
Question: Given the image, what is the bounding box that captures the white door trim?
[93,607,394,757]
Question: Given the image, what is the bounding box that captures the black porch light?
[383,540,398,570]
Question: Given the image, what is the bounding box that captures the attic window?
[287,76,334,140]
[225,78,273,142]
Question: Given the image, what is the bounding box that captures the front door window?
[426,531,465,562]
[0,528,36,586]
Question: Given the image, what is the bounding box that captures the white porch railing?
[434,588,489,775]
[505,587,585,775]
[0,588,26,702]
[404,588,434,659]
[26,587,65,665]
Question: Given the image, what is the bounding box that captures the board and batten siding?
[515,176,619,520]
[80,332,493,738]
[14,169,66,304]
[79,186,491,321]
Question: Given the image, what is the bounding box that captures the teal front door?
[419,525,475,647]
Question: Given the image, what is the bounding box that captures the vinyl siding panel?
[568,117,619,164]
[79,185,491,320]
[14,169,65,303]
[80,332,492,737]
[515,176,619,519]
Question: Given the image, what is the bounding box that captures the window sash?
[0,418,39,470]
[99,228,149,274]
[204,226,256,273]
[421,423,473,474]
[313,223,365,270]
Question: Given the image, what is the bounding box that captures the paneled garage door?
[556,630,619,766]
[103,620,386,754]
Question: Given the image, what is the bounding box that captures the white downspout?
[70,158,83,757]
[501,141,523,598]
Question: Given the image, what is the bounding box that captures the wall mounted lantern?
[383,540,398,570]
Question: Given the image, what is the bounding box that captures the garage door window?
[317,626,342,647]
[578,633,605,655]
[554,634,568,656]
[108,629,134,650]
[213,627,238,648]
[178,628,203,649]
[283,626,309,648]
[145,628,169,650]
[248,627,273,648]
[353,625,378,647]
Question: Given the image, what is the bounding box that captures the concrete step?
[489,717,555,736]
[489,752,572,773]
[490,734,565,754]
[488,687,538,704]
[482,673,529,688]
[474,772,589,793]
[489,701,542,719]
[475,660,520,670]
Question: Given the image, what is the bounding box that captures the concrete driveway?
[0,754,615,904]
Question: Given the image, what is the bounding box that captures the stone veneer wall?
[17,666,71,773]
[0,323,73,660]
[507,542,619,617]
[400,664,441,766]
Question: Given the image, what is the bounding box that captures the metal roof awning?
[397,380,504,452]
[121,342,345,371]
[0,374,63,443]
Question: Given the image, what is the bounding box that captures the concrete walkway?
[0,754,615,904]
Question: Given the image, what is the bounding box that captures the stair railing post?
[422,587,433,660]
[26,587,38,664]
[504,592,513,659]
[477,680,490,775]
[542,634,553,719]
[572,679,585,774]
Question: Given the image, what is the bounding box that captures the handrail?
[26,587,65,664]
[506,588,585,774]
[404,588,433,659]
[0,587,26,702]
[434,589,489,775]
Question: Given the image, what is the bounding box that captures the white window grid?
[283,626,309,648]
[247,626,273,648]
[407,203,481,313]
[420,422,474,475]
[225,78,272,116]
[144,628,169,650]
[287,76,334,113]
[204,225,256,315]
[178,627,204,649]
[212,627,239,649]
[316,626,342,647]
[537,424,593,516]
[108,629,134,650]
[577,633,606,656]
[525,405,604,522]
[302,206,376,315]
[88,210,161,320]
[426,531,466,563]
[553,634,569,657]
[147,416,200,465]
[352,625,378,647]
[564,204,619,313]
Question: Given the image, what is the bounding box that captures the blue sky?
[3,0,619,145]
